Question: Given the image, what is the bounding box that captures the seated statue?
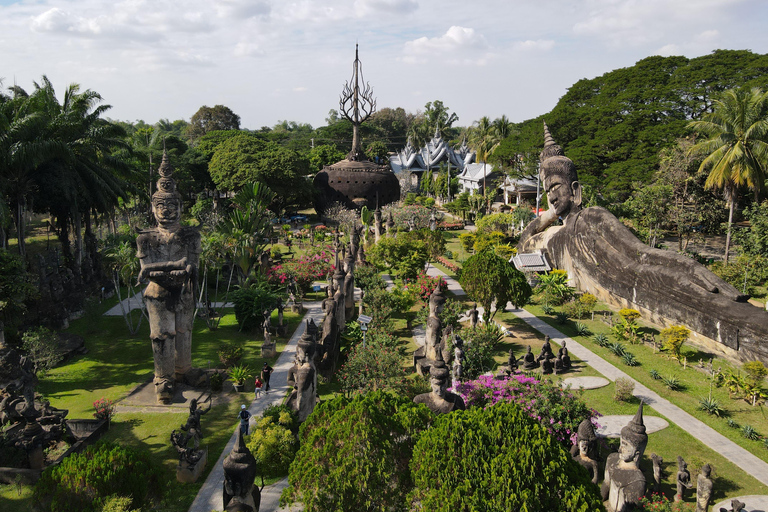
[601,402,648,512]
[570,419,599,483]
[519,123,768,363]
[413,354,465,415]
[540,357,553,374]
[537,336,555,362]
[223,428,260,512]
[521,345,538,370]
[507,349,518,373]
[560,347,571,370]
[553,355,564,374]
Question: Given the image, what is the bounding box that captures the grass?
[525,300,768,465]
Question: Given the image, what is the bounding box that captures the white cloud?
[293,86,308,92]
[402,26,490,64]
[511,39,555,52]
[656,43,680,56]
[214,0,271,20]
[354,0,418,16]
[30,7,71,33]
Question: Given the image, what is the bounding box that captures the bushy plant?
[231,285,278,331]
[743,361,768,386]
[649,369,661,380]
[93,399,116,423]
[727,418,740,429]
[354,264,386,291]
[21,327,63,376]
[555,312,569,325]
[246,406,299,478]
[698,396,725,417]
[228,364,253,386]
[34,442,164,512]
[575,322,591,336]
[405,272,447,303]
[537,269,574,306]
[281,391,434,512]
[660,325,690,362]
[608,341,627,357]
[622,352,640,366]
[593,333,609,347]
[458,232,476,252]
[742,424,761,440]
[613,309,641,343]
[267,251,333,294]
[209,371,224,392]
[614,378,635,401]
[367,233,429,280]
[337,341,406,395]
[459,324,506,379]
[409,401,604,512]
[218,342,243,367]
[662,374,682,391]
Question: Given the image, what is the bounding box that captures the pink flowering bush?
[639,492,695,511]
[405,272,447,303]
[437,221,464,230]
[453,373,599,445]
[436,256,460,273]
[93,398,116,422]
[267,247,334,294]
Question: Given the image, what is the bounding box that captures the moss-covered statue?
[518,123,768,364]
[137,150,201,404]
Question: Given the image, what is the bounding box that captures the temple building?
[389,130,475,191]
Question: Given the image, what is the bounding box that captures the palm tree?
[688,87,768,263]
[469,116,501,209]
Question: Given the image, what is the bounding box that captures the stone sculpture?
[287,320,318,422]
[180,397,211,449]
[507,349,518,373]
[720,499,746,512]
[553,355,564,375]
[651,453,664,492]
[541,357,553,374]
[413,353,465,414]
[537,335,555,362]
[601,402,648,512]
[468,303,479,328]
[386,211,395,236]
[425,287,445,361]
[696,464,713,512]
[675,456,692,502]
[374,205,383,242]
[170,428,207,482]
[521,345,538,370]
[343,250,356,318]
[222,427,260,512]
[518,122,768,364]
[559,346,572,370]
[137,150,201,403]
[570,419,600,483]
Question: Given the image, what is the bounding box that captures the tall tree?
[408,100,458,147]
[688,87,768,263]
[459,249,532,321]
[186,104,240,143]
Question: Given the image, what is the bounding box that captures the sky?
[2,0,768,132]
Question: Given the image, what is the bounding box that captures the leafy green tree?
[368,233,429,281]
[409,402,605,512]
[208,133,311,213]
[737,199,768,256]
[0,249,37,344]
[624,183,673,248]
[408,100,458,147]
[222,182,276,281]
[282,391,434,512]
[660,325,690,362]
[186,104,240,142]
[367,107,414,151]
[246,405,298,479]
[688,87,768,263]
[459,249,532,321]
[537,269,574,307]
[308,144,345,173]
[364,140,388,163]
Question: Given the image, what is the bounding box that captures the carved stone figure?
[518,122,768,365]
[507,349,518,373]
[222,428,260,512]
[386,211,395,236]
[180,397,211,449]
[540,357,553,374]
[425,287,445,361]
[675,456,692,502]
[413,354,465,414]
[601,402,648,512]
[374,206,383,243]
[570,419,599,484]
[720,499,745,512]
[137,150,201,403]
[468,303,479,328]
[559,347,572,370]
[343,251,356,317]
[537,335,555,362]
[171,427,207,482]
[696,464,713,512]
[651,453,664,492]
[522,345,538,370]
[553,355,564,375]
[287,321,318,422]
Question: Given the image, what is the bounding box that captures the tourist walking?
[254,377,263,399]
[261,362,274,392]
[238,405,251,436]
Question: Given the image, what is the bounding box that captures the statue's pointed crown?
[540,121,565,163]
[154,148,179,199]
[621,400,648,444]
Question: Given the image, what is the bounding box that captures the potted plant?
[228,365,253,392]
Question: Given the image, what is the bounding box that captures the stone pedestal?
[261,342,277,359]
[291,303,304,314]
[177,448,207,483]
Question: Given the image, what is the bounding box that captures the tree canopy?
[459,249,532,321]
[186,104,240,142]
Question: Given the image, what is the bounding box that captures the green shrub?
[742,424,760,440]
[727,418,740,429]
[661,375,681,391]
[34,442,164,512]
[555,312,569,325]
[232,285,278,331]
[593,333,609,347]
[460,324,506,379]
[608,342,626,357]
[209,371,224,392]
[649,369,661,380]
[743,361,768,386]
[218,342,243,367]
[542,304,555,315]
[575,322,591,336]
[281,391,434,512]
[614,377,635,401]
[660,325,690,362]
[698,397,725,417]
[622,352,639,366]
[21,327,63,376]
[246,406,299,478]
[458,232,476,252]
[409,402,605,511]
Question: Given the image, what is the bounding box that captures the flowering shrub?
[437,221,464,230]
[405,272,447,303]
[639,492,695,511]
[267,249,334,293]
[453,374,599,445]
[93,398,116,422]
[436,256,460,273]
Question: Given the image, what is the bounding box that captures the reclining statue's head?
[541,122,582,220]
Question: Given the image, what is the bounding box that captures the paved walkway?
[103,291,232,317]
[188,302,324,512]
[433,271,768,489]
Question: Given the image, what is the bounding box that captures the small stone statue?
[570,419,599,483]
[222,427,260,512]
[276,299,284,327]
[424,287,445,362]
[560,347,572,370]
[521,345,538,370]
[540,356,553,374]
[553,355,564,375]
[137,150,201,403]
[537,335,555,362]
[720,499,745,512]
[429,210,437,231]
[651,453,664,492]
[287,277,297,304]
[675,455,692,502]
[286,321,318,423]
[507,349,518,373]
[468,303,479,328]
[180,397,211,449]
[385,211,395,236]
[413,353,465,414]
[601,401,648,512]
[696,464,713,512]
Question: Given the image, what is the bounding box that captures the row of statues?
[519,336,571,374]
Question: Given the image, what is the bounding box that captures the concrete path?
[425,265,465,296]
[104,291,232,317]
[188,302,324,512]
[432,270,768,489]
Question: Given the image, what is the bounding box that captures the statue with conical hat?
[222,427,260,511]
[570,419,599,483]
[601,402,648,512]
[137,150,201,404]
[518,122,768,365]
[287,320,319,423]
[413,351,465,414]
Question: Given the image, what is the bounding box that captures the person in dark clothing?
[238,404,251,435]
[261,362,274,392]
